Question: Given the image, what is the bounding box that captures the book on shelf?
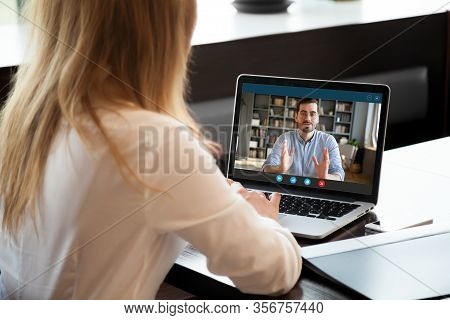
[252,127,267,138]
[288,98,298,108]
[319,106,324,115]
[268,135,278,144]
[272,97,285,106]
[336,113,351,122]
[258,138,265,148]
[335,125,349,133]
[269,118,283,127]
[336,102,353,112]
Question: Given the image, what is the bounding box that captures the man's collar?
[296,130,316,144]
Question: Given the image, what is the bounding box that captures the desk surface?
[161,137,450,299]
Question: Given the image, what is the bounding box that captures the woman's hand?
[227,179,281,221]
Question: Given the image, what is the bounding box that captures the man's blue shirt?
[262,130,345,181]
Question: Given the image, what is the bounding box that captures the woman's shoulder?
[74,107,193,156]
[99,108,184,132]
[96,108,209,156]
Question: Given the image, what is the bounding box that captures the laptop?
[227,74,390,239]
[302,224,450,299]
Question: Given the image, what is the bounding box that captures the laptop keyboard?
[269,193,360,221]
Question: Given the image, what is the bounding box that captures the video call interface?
[232,83,383,195]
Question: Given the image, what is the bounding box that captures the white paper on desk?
[302,223,450,259]
[175,244,235,287]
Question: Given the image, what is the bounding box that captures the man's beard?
[300,122,314,133]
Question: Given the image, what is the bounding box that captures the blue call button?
[289,176,297,184]
[303,178,311,186]
[276,175,283,183]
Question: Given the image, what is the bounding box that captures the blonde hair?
[0,0,220,236]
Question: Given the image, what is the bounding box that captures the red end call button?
[318,180,326,188]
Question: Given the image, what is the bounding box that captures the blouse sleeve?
[140,124,302,295]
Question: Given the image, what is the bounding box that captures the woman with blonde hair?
[0,0,301,299]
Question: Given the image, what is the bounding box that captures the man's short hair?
[296,98,319,112]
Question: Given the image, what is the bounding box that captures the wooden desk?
[159,137,450,299]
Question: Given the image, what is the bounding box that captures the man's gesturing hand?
[280,140,294,173]
[312,147,330,179]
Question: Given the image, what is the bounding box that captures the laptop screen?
[228,75,389,200]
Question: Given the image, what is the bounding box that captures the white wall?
[0,0,18,26]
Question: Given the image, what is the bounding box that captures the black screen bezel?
[227,74,390,205]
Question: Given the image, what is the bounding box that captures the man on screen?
[262,98,344,181]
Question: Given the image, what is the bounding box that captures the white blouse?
[0,109,302,299]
